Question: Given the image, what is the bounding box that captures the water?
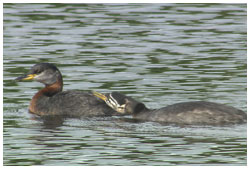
[3,3,247,166]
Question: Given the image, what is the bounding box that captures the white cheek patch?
[34,70,58,85]
[34,72,45,80]
[117,104,126,113]
[105,94,126,113]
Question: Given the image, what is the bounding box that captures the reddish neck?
[41,80,63,97]
[29,80,63,114]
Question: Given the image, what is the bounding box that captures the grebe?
[93,91,247,125]
[15,63,123,117]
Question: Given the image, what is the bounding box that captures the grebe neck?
[29,80,63,114]
[42,80,63,97]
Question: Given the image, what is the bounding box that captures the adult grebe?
[15,63,122,117]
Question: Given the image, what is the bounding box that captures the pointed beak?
[15,74,37,81]
[92,91,108,101]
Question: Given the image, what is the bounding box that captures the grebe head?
[15,63,62,86]
[93,91,147,114]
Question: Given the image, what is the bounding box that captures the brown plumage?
[15,63,121,117]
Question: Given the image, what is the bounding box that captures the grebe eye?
[34,69,44,74]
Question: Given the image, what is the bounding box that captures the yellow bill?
[92,91,107,101]
[15,74,37,81]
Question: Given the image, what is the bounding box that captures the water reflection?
[3,3,246,166]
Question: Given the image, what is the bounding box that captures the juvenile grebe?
[93,91,247,125]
